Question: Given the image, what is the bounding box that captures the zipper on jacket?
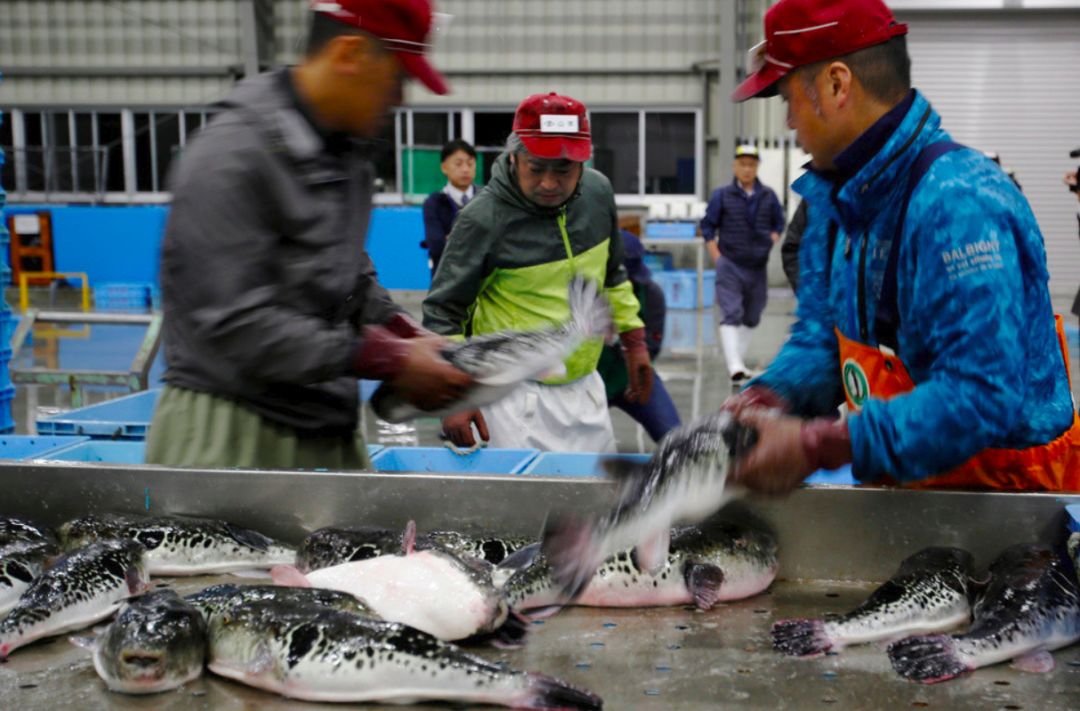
[857,230,870,342]
[557,208,576,268]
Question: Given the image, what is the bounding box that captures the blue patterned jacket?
[754,91,1075,483]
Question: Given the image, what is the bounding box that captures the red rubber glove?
[620,328,653,404]
[383,312,430,339]
[352,328,472,412]
[731,409,852,496]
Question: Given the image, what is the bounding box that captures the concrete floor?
[8,288,1080,456]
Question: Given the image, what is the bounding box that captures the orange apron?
[836,316,1080,492]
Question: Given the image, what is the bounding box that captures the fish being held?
[206,599,602,709]
[0,540,149,658]
[273,522,520,644]
[773,547,977,657]
[372,275,613,423]
[506,519,777,614]
[185,583,375,621]
[82,589,207,695]
[888,543,1080,683]
[59,513,295,576]
[542,411,752,599]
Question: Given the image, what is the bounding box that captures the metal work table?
[1,462,1078,709]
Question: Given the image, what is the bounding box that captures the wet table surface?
[2,576,1078,710]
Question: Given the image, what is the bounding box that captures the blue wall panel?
[5,205,167,287]
[4,204,428,291]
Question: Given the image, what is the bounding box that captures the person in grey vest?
[700,144,785,381]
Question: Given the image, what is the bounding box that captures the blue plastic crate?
[655,270,697,310]
[0,435,91,460]
[520,452,651,478]
[663,311,716,352]
[644,222,697,239]
[370,447,539,475]
[805,464,856,486]
[360,379,380,403]
[642,251,674,273]
[0,383,13,433]
[36,389,160,439]
[94,282,155,312]
[702,270,715,309]
[39,440,146,463]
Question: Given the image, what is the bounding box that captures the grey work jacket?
[159,69,400,434]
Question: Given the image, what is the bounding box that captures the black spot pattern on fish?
[57,514,292,573]
[0,540,146,649]
[286,623,320,669]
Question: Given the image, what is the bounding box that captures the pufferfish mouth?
[120,650,165,678]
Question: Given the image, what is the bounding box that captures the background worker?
[700,144,785,382]
[422,139,477,273]
[598,230,682,443]
[726,0,1079,494]
[423,92,651,452]
[147,0,471,470]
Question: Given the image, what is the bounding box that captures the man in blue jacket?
[726,0,1079,493]
[700,145,785,381]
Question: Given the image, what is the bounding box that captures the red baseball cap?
[732,0,907,102]
[512,92,592,162]
[311,0,450,95]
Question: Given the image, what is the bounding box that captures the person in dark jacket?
[700,144,785,381]
[598,231,682,442]
[146,0,471,470]
[781,200,808,294]
[421,139,476,273]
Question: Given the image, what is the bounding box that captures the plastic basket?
[94,282,155,312]
[38,440,146,463]
[370,447,539,475]
[642,251,674,273]
[0,435,91,460]
[519,452,651,478]
[0,383,13,433]
[644,221,697,239]
[654,271,697,310]
[36,389,160,439]
[805,464,856,486]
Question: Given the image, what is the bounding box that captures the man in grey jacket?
[147,0,470,470]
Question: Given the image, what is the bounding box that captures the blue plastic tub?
[366,444,384,457]
[643,251,674,273]
[644,221,697,239]
[805,464,856,486]
[40,440,146,463]
[0,435,91,460]
[520,451,651,478]
[36,389,161,439]
[654,271,697,310]
[370,447,539,475]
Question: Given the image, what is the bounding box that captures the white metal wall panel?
[0,1,243,106]
[900,11,1080,297]
[274,0,719,106]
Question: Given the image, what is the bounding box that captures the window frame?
[1,106,703,206]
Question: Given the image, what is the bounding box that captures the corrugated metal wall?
[901,10,1080,298]
[275,0,722,107]
[0,1,242,105]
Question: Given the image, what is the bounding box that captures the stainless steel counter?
[1,461,1078,708]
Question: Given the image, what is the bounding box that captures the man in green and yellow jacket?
[423,92,652,452]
